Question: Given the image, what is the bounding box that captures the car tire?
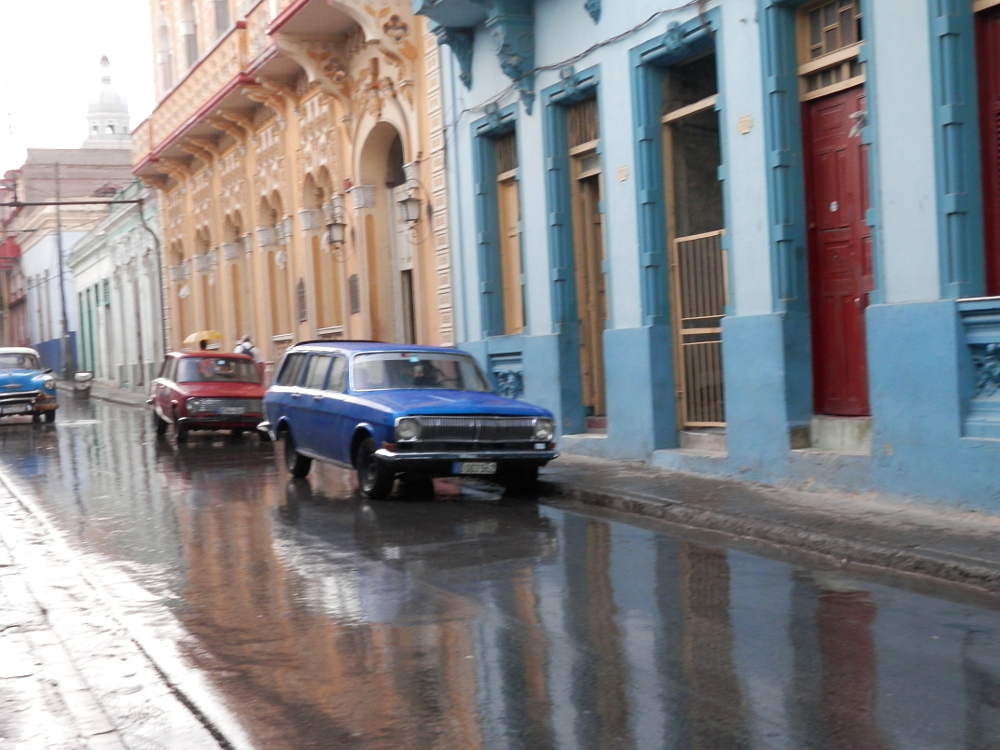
[43,410,55,424]
[31,413,41,424]
[154,412,168,436]
[356,437,394,500]
[257,428,272,442]
[500,465,539,495]
[176,423,189,443]
[284,432,312,478]
[231,428,244,438]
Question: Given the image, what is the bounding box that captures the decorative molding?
[434,26,474,89]
[973,343,1000,397]
[256,226,277,247]
[298,208,324,231]
[486,10,535,112]
[222,242,241,261]
[349,184,377,209]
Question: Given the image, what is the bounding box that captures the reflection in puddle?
[2,398,1000,749]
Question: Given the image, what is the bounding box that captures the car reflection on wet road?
[2,396,1000,750]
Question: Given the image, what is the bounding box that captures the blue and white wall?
[20,230,82,375]
[433,0,1000,509]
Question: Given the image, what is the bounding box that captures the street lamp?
[327,219,346,246]
[397,194,422,225]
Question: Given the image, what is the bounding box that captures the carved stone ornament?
[486,12,535,112]
[382,15,409,42]
[434,26,474,89]
[973,343,1000,397]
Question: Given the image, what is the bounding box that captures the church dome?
[83,56,132,148]
[88,56,129,116]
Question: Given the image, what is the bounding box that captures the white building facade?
[69,180,163,391]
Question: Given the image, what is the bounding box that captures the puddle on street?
[1,396,999,750]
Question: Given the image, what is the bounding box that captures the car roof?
[287,341,468,356]
[0,347,40,356]
[167,350,253,359]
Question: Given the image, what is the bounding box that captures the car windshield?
[0,353,40,370]
[352,352,492,392]
[176,357,260,383]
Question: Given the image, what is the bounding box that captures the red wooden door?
[803,86,872,417]
[978,7,1000,296]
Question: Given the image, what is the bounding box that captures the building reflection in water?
[5,402,1000,750]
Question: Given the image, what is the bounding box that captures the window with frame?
[798,0,865,99]
[493,131,525,335]
[301,354,331,390]
[276,353,307,386]
[327,356,347,393]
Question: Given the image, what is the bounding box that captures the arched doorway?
[358,123,416,344]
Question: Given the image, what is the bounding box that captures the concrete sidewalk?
[542,454,1000,595]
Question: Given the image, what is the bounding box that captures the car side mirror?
[42,368,53,375]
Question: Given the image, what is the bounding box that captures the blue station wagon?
[261,342,558,498]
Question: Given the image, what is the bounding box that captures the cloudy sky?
[0,0,155,170]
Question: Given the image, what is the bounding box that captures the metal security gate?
[671,230,726,427]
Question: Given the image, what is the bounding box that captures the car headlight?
[41,376,56,391]
[533,418,554,441]
[395,417,420,441]
[185,397,203,413]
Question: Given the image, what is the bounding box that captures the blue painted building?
[423,0,1000,509]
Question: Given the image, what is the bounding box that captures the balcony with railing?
[134,23,252,166]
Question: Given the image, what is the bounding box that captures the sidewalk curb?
[0,468,256,750]
[56,381,147,409]
[541,480,1000,595]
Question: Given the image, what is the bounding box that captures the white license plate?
[453,461,497,475]
[0,404,30,415]
[218,407,245,415]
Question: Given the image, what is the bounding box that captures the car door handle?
[291,393,300,398]
[313,394,324,401]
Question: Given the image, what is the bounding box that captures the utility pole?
[54,163,72,380]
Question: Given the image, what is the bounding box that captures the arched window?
[157,16,174,92]
[214,0,230,37]
[182,0,199,68]
[106,124,116,134]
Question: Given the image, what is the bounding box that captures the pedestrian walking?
[234,335,261,362]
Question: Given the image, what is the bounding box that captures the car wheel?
[176,423,189,443]
[43,410,55,424]
[153,412,168,436]
[356,437,394,499]
[284,432,312,478]
[31,413,41,424]
[500,465,539,495]
[231,428,244,438]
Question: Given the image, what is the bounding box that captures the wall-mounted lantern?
[397,194,422,225]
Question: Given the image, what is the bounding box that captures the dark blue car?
[261,341,558,498]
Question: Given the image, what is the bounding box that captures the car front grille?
[0,390,39,405]
[415,416,536,442]
[190,398,263,414]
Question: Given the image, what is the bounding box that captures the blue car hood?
[359,389,552,418]
[0,370,41,390]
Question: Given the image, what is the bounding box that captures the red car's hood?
[171,381,266,398]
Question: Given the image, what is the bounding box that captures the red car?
[148,351,268,442]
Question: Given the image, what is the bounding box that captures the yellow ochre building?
[134,0,453,366]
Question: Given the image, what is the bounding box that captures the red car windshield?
[0,353,40,370]
[176,357,259,384]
